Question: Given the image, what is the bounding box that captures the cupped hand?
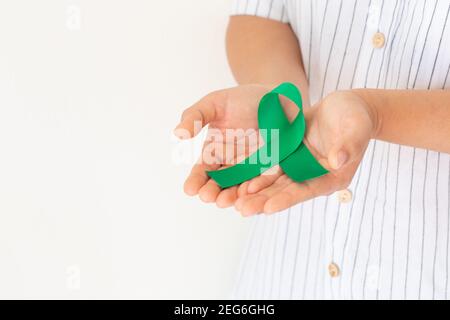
[234,90,378,216]
[174,84,287,208]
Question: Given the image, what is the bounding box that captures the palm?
[209,85,268,131]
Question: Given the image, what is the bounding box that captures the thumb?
[327,130,369,171]
[328,147,350,171]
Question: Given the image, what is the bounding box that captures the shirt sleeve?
[230,0,289,23]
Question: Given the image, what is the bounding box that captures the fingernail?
[247,183,257,194]
[336,150,348,169]
[173,127,190,140]
[173,127,182,138]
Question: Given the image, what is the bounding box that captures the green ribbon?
[207,82,328,189]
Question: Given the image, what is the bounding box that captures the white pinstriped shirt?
[230,0,450,300]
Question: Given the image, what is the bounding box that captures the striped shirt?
[230,0,450,300]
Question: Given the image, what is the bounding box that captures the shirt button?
[337,189,353,203]
[372,32,386,48]
[328,263,340,278]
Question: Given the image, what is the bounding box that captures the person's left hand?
[233,90,379,216]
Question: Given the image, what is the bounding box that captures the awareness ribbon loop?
[207,82,328,189]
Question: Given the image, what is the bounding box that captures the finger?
[263,177,327,214]
[202,140,248,167]
[199,179,222,203]
[263,182,311,214]
[174,91,225,139]
[184,137,226,196]
[216,186,238,208]
[328,146,350,171]
[237,166,286,198]
[235,194,253,212]
[247,165,283,194]
[236,174,289,212]
[302,136,331,171]
[326,124,370,171]
[263,191,294,214]
[184,160,220,196]
[241,194,268,217]
[237,181,251,197]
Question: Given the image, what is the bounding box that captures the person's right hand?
[234,90,376,216]
[174,84,291,208]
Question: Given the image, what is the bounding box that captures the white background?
[0,0,251,299]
